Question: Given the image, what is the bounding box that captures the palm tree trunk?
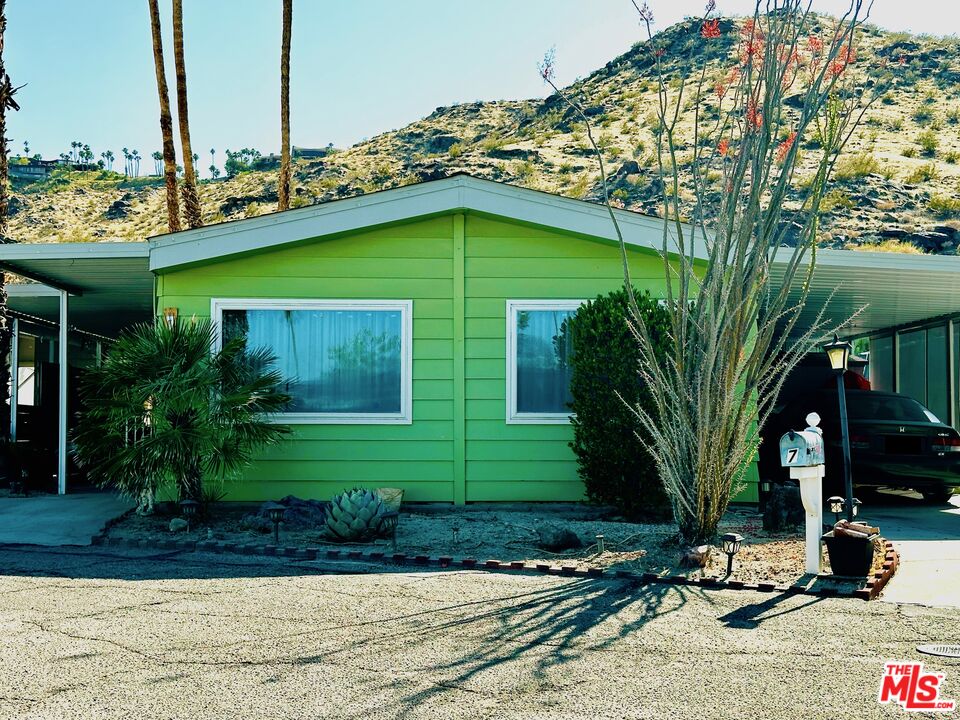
[0,0,21,440]
[277,0,292,211]
[147,0,181,233]
[172,0,202,228]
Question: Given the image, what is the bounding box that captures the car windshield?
[846,394,938,423]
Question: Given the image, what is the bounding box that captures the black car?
[759,389,960,503]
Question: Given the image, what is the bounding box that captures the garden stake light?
[720,533,743,579]
[266,503,286,545]
[823,334,855,521]
[179,499,199,533]
[381,511,399,551]
[828,496,845,526]
[596,534,605,553]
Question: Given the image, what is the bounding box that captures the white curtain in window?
[516,309,574,414]
[224,308,402,414]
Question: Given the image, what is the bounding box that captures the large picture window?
[506,300,582,424]
[212,299,412,424]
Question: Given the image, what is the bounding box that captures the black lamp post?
[720,532,743,578]
[266,503,286,545]
[179,498,199,533]
[823,333,855,522]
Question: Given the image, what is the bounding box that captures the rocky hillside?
[9,17,960,254]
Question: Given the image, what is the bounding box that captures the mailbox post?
[780,412,825,575]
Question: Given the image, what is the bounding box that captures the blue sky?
[6,1,953,178]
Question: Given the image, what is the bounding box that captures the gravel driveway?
[1,545,958,719]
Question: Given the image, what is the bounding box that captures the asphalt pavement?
[0,544,958,719]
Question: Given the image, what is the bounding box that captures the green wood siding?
[155,210,758,504]
[157,215,457,502]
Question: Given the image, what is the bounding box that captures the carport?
[0,242,153,493]
[773,249,960,428]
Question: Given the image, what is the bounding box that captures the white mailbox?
[779,412,825,575]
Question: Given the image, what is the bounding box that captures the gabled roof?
[147,173,704,272]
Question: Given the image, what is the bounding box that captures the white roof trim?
[148,174,704,271]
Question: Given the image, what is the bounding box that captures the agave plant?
[324,488,388,541]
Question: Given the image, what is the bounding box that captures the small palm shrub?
[565,288,673,520]
[73,318,291,513]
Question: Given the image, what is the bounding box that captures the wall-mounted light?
[162,307,179,328]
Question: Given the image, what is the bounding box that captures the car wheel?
[920,488,955,504]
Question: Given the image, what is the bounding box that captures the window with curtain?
[507,301,580,423]
[216,300,411,423]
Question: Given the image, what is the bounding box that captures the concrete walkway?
[0,492,132,546]
[857,490,960,608]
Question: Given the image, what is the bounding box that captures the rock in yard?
[169,518,188,533]
[536,526,583,552]
[680,544,711,568]
[240,495,327,534]
[763,483,805,532]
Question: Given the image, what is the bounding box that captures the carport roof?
[0,242,152,337]
[774,248,960,338]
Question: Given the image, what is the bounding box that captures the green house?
[150,174,712,503]
[5,175,960,502]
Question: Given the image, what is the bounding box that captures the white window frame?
[211,298,413,425]
[506,299,585,425]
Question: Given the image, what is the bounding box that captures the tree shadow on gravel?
[301,576,696,720]
[717,591,823,629]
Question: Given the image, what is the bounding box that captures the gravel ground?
[107,502,821,585]
[0,544,957,719]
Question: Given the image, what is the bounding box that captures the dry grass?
[847,239,925,254]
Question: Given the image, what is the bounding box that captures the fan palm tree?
[147,0,181,232]
[132,149,141,177]
[73,318,291,513]
[105,149,114,170]
[172,0,202,227]
[0,0,21,438]
[152,150,162,176]
[277,0,292,211]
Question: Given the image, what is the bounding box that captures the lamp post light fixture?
[381,510,399,551]
[265,503,286,545]
[720,532,744,578]
[851,497,862,518]
[179,498,199,533]
[823,333,855,522]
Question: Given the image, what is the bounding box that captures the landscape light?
[721,532,744,578]
[265,503,286,545]
[381,511,399,551]
[179,498,199,533]
[828,496,845,525]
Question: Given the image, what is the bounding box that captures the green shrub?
[902,146,917,158]
[565,288,673,520]
[917,130,939,156]
[929,194,960,216]
[905,162,939,184]
[913,106,935,126]
[834,152,880,180]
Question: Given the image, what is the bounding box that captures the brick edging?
[855,540,899,601]
[90,532,898,601]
